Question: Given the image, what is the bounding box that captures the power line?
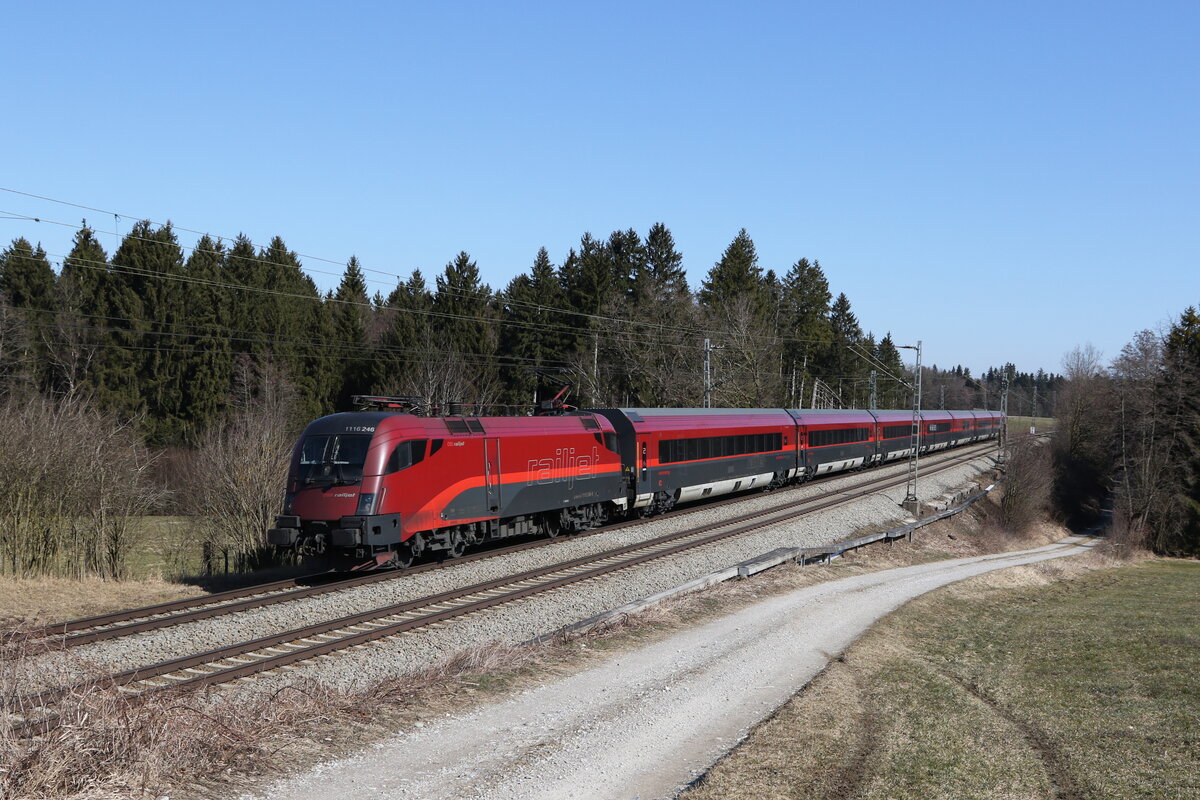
[22,243,768,360]
[5,214,723,351]
[1,190,942,385]
[0,196,851,349]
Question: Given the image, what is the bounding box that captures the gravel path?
[247,535,1096,800]
[33,448,992,694]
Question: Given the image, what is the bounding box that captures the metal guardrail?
[736,481,1001,576]
[542,478,1003,640]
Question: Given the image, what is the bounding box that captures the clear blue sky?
[2,1,1196,376]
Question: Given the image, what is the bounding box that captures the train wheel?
[448,531,467,558]
[388,541,415,569]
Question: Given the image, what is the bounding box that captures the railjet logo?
[527,446,601,488]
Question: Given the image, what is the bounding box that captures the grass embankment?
[0,493,1032,799]
[683,558,1200,800]
[0,518,205,628]
[1007,415,1056,433]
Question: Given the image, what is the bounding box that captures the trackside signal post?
[899,341,923,515]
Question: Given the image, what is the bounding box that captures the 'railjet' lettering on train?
[527,447,600,488]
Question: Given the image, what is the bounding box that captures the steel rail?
[19,439,1002,650]
[23,446,992,712]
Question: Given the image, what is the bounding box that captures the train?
[267,400,1003,569]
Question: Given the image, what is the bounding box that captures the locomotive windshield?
[297,434,372,484]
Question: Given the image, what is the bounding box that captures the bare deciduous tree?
[711,294,783,408]
[0,293,34,400]
[184,358,299,573]
[999,437,1054,532]
[0,394,161,578]
[1109,329,1167,544]
[1053,344,1115,524]
[385,326,503,413]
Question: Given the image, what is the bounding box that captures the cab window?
[386,439,428,473]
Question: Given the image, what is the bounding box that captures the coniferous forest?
[0,220,1085,576]
[0,221,1051,442]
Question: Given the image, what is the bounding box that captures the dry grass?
[1,494,1088,799]
[0,636,564,800]
[0,576,204,629]
[681,550,1194,800]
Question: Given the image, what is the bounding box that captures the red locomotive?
[267,398,1002,568]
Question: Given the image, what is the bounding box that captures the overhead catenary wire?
[13,239,807,362]
[5,220,732,354]
[0,195,863,350]
[21,245,700,353]
[13,313,582,370]
[1,189,924,399]
[0,199,720,342]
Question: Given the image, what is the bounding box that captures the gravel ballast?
[247,536,1097,800]
[39,449,995,692]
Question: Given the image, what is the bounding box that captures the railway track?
[10,444,995,735]
[18,439,1002,652]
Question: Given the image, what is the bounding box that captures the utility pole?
[998,370,1010,465]
[798,354,807,409]
[939,385,945,410]
[702,339,723,408]
[899,341,922,515]
[1031,384,1038,433]
[592,334,599,407]
[869,370,877,410]
[703,338,711,408]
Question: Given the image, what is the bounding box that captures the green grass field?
[1007,414,1057,432]
[125,516,203,578]
[684,558,1200,799]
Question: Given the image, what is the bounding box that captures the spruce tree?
[0,290,31,397]
[698,229,766,310]
[875,332,906,408]
[0,238,56,312]
[617,225,697,406]
[59,224,107,314]
[375,269,433,395]
[225,234,264,354]
[698,230,783,406]
[641,222,688,300]
[57,224,110,397]
[112,221,187,442]
[181,235,234,439]
[498,247,567,404]
[257,236,330,417]
[431,252,496,406]
[331,255,373,408]
[433,252,492,357]
[559,234,617,353]
[0,238,57,390]
[825,292,865,404]
[303,290,338,417]
[607,228,645,303]
[1155,307,1200,554]
[778,258,832,406]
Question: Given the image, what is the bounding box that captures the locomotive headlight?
[283,492,295,514]
[356,493,377,515]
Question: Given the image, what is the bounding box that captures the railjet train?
[267,401,1002,568]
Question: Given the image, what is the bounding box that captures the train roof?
[596,407,796,418]
[788,408,878,424]
[301,410,616,438]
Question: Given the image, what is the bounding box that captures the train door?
[484,438,502,513]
